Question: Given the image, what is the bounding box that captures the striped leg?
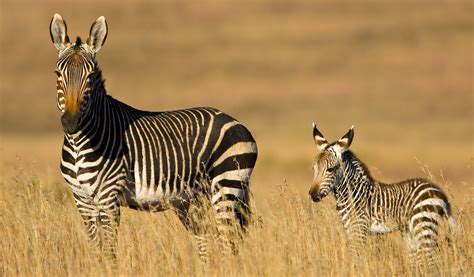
[173,193,212,263]
[210,169,252,256]
[98,209,120,261]
[96,196,121,262]
[409,214,441,267]
[74,194,120,262]
[406,234,440,269]
[344,213,369,255]
[74,196,101,252]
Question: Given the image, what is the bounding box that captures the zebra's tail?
[447,215,458,235]
[444,198,458,235]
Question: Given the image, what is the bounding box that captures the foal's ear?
[87,16,108,53]
[312,122,329,152]
[334,125,355,152]
[50,13,70,51]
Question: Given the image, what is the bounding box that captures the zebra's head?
[309,123,354,202]
[49,13,107,134]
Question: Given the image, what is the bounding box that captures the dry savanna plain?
[1,0,473,275]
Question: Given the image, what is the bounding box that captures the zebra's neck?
[64,69,125,152]
[334,151,374,211]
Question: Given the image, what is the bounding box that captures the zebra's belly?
[120,182,171,211]
[369,219,397,234]
[121,195,170,211]
[120,177,195,212]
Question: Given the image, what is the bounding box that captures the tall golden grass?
[1,174,472,275]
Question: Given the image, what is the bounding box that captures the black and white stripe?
[309,123,456,266]
[50,14,257,262]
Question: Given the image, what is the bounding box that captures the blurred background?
[1,0,472,204]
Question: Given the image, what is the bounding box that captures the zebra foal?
[308,123,456,266]
[49,14,257,262]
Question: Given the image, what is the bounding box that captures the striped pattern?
[308,124,455,266]
[51,14,257,262]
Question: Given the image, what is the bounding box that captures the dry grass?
[1,0,473,275]
[1,176,472,276]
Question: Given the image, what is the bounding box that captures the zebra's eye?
[54,70,62,77]
[327,166,336,173]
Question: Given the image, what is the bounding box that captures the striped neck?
[65,68,110,140]
[334,151,374,209]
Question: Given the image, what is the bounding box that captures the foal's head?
[309,123,354,202]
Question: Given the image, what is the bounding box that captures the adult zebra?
[308,123,456,267]
[49,14,258,262]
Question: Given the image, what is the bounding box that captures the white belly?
[370,220,396,234]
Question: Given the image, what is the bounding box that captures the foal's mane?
[342,150,375,183]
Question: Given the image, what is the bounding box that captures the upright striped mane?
[74,36,82,49]
[342,150,375,183]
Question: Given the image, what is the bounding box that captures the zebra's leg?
[405,233,440,270]
[340,219,369,272]
[173,192,212,263]
[210,173,252,256]
[207,135,256,256]
[97,197,121,262]
[408,217,441,268]
[74,195,101,252]
[73,193,120,262]
[404,233,420,267]
[344,216,370,256]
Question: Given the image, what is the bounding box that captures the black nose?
[309,190,321,202]
[61,112,79,134]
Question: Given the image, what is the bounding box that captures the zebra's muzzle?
[309,188,322,202]
[61,111,80,134]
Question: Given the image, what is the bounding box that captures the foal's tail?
[444,198,458,235]
[447,215,458,235]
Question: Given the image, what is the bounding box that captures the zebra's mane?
[342,150,375,183]
[74,36,82,49]
[90,67,106,95]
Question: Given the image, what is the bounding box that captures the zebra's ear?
[50,13,70,51]
[87,16,108,53]
[313,122,329,152]
[335,125,354,152]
